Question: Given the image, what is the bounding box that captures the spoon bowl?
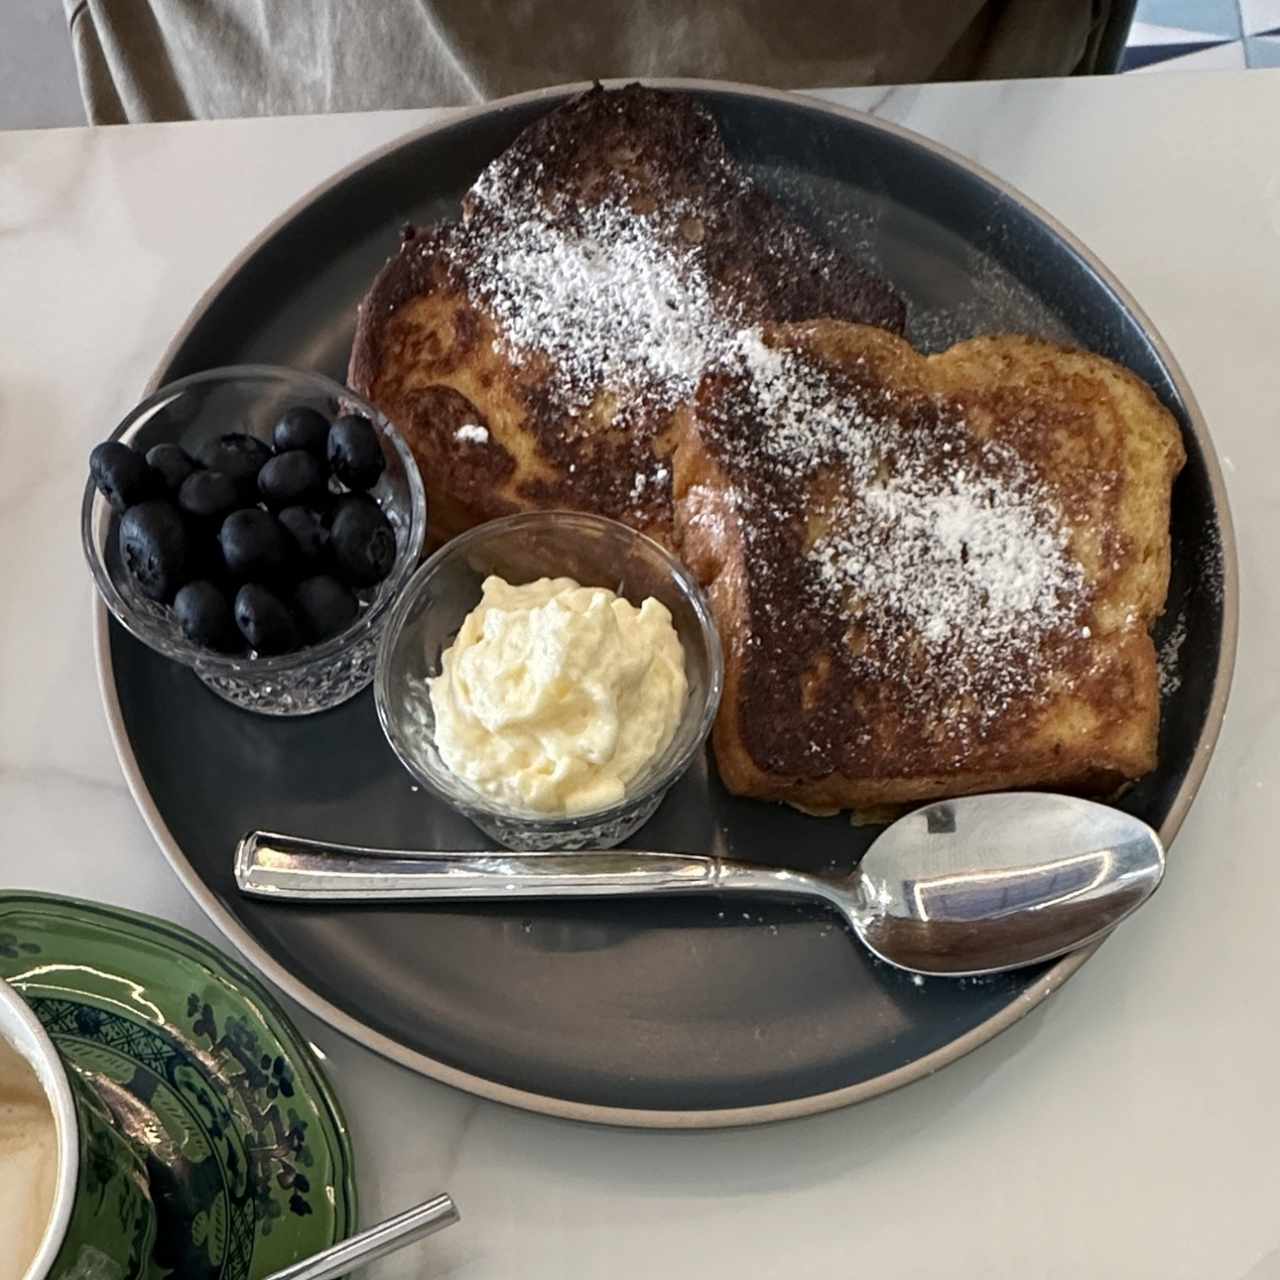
[235,792,1165,977]
[849,792,1164,974]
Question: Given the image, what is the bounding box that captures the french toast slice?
[348,84,905,548]
[671,321,1185,812]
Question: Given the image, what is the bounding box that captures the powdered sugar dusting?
[710,327,1090,729]
[1158,609,1187,697]
[463,186,741,420]
[1198,532,1225,605]
[811,473,1083,654]
[626,464,670,505]
[731,327,877,478]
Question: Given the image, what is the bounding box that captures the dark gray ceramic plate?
[97,81,1237,1127]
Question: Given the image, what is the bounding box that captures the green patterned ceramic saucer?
[0,893,357,1280]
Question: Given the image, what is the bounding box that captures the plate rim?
[94,77,1240,1129]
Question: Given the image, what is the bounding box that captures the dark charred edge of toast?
[349,223,456,399]
[713,694,1146,810]
[460,82,735,221]
[460,83,906,333]
[712,658,1155,807]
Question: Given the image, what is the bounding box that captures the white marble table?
[2,70,1277,1278]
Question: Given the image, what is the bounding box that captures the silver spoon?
[265,1193,458,1280]
[234,792,1164,977]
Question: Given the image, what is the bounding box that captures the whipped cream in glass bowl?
[429,575,689,817]
[375,512,723,851]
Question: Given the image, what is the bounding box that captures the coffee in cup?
[0,1031,58,1280]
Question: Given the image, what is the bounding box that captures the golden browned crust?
[348,84,905,549]
[672,322,1185,810]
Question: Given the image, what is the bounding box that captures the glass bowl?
[375,512,724,850]
[82,366,427,716]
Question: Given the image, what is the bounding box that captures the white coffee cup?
[0,978,77,1280]
[0,978,155,1280]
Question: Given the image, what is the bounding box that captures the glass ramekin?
[374,511,724,850]
[82,366,426,716]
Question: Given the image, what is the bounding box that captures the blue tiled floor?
[1123,0,1280,70]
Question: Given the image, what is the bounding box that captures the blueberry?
[195,433,271,501]
[118,500,190,601]
[273,406,330,457]
[90,441,157,512]
[174,580,240,651]
[178,469,239,523]
[186,531,229,585]
[144,443,198,493]
[278,505,330,569]
[330,494,396,586]
[258,450,328,510]
[234,584,298,654]
[219,508,290,581]
[327,415,385,491]
[293,575,358,642]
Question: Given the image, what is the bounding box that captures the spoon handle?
[264,1193,459,1280]
[235,831,806,903]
